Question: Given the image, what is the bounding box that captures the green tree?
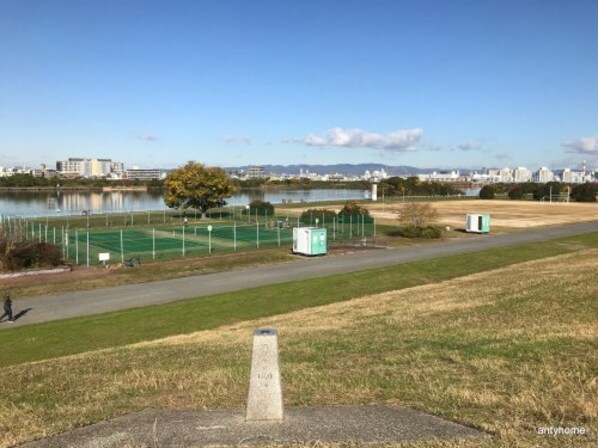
[163,162,236,216]
[571,183,598,202]
[508,186,524,200]
[479,185,495,199]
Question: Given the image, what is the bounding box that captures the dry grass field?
[368,200,598,229]
[1,248,596,448]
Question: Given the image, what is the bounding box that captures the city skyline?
[1,1,597,170]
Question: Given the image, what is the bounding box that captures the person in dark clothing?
[2,290,14,323]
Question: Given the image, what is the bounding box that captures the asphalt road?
[3,220,597,329]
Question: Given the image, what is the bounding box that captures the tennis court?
[66,223,295,265]
[5,213,377,265]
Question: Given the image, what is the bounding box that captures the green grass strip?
[1,232,596,368]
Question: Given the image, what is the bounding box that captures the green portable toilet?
[292,227,327,256]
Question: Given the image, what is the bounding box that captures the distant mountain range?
[226,164,478,176]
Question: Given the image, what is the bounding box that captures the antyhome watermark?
[537,427,587,436]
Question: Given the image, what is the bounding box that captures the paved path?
[4,220,597,328]
[20,406,489,447]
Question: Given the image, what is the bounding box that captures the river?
[0,189,371,218]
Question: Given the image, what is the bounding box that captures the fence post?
[256,221,260,248]
[362,214,365,237]
[333,216,336,240]
[120,229,124,263]
[234,221,237,251]
[153,228,156,260]
[75,230,79,265]
[86,232,90,267]
[182,225,186,256]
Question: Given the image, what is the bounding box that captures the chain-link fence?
[1,211,377,266]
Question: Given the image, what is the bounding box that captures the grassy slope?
[1,233,597,369]
[0,244,596,447]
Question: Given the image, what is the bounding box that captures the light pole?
[208,225,213,254]
[246,205,250,223]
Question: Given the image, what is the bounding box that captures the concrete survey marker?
[246,327,284,421]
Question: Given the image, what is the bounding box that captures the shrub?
[479,185,495,199]
[300,209,337,226]
[338,201,370,217]
[0,238,63,272]
[244,200,275,216]
[397,225,442,239]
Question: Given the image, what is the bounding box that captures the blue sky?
[1,0,597,170]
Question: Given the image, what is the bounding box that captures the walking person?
[2,290,14,323]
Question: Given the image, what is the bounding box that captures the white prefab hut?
[292,227,327,256]
[466,214,490,233]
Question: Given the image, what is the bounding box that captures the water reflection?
[0,189,368,217]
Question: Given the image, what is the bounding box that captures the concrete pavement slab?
[20,405,490,447]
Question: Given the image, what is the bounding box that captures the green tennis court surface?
[68,224,295,263]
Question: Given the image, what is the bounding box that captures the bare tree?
[398,202,439,227]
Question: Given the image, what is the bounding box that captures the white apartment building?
[513,167,532,182]
[418,170,461,182]
[561,168,584,184]
[536,167,555,183]
[56,158,122,177]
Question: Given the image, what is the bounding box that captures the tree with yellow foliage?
[163,162,236,216]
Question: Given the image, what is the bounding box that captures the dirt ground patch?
[363,200,597,228]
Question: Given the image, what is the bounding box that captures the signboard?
[99,253,110,262]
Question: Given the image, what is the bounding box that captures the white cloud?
[457,141,481,151]
[301,127,423,151]
[562,136,598,154]
[137,134,159,142]
[222,136,251,145]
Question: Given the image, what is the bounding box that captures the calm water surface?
[0,189,370,217]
